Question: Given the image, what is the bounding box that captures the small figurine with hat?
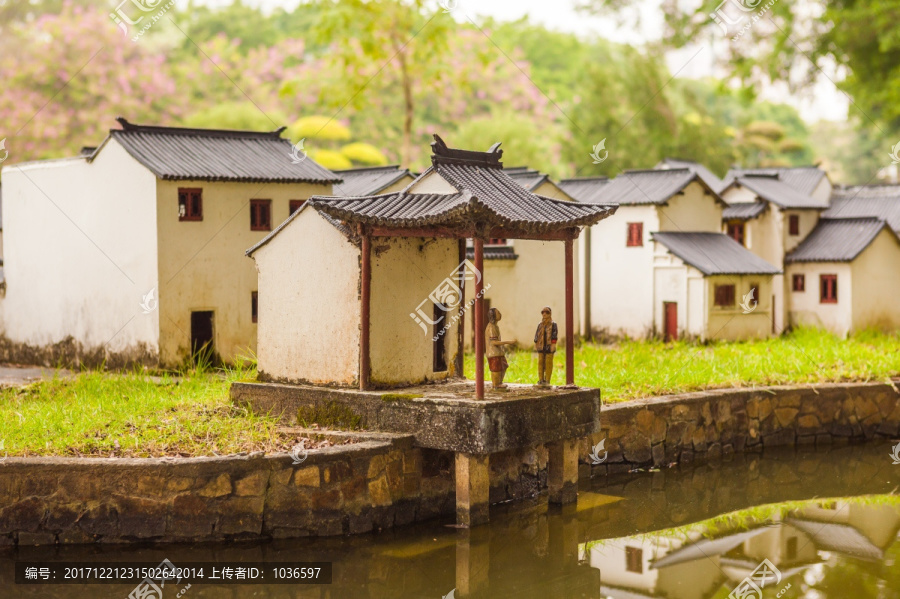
[533,306,558,386]
[485,307,516,391]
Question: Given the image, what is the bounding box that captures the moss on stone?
[381,393,423,402]
[296,401,363,430]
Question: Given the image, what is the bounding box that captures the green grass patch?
[0,364,296,458]
[465,327,900,403]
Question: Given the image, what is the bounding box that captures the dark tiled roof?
[730,174,828,209]
[332,165,412,197]
[656,158,726,193]
[785,218,895,263]
[583,168,722,206]
[722,201,767,221]
[465,245,518,260]
[558,177,611,204]
[306,136,617,233]
[652,232,782,275]
[504,168,548,192]
[107,118,341,184]
[826,185,900,234]
[722,166,827,197]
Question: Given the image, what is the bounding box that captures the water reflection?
[1,443,898,598]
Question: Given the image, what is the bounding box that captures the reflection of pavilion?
[586,500,900,599]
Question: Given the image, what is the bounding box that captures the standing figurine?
[485,308,516,391]
[533,306,558,387]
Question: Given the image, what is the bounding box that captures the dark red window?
[486,238,507,246]
[250,199,272,231]
[820,274,837,303]
[727,222,745,246]
[178,188,202,221]
[789,214,800,236]
[714,284,735,307]
[626,223,643,247]
[625,546,643,573]
[792,274,805,292]
[251,292,258,323]
[289,199,305,215]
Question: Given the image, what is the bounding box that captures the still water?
[3,441,899,598]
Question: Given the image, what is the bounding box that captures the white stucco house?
[561,168,780,341]
[784,217,900,336]
[0,118,340,367]
[717,168,831,333]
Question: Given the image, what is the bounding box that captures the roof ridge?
[819,216,887,223]
[113,117,286,139]
[559,176,609,182]
[333,164,404,173]
[623,167,692,175]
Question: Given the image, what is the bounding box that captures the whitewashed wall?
[785,262,853,336]
[253,208,360,385]
[0,141,159,362]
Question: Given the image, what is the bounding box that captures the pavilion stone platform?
[231,380,600,527]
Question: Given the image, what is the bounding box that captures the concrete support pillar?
[548,438,579,504]
[455,527,490,597]
[456,452,489,527]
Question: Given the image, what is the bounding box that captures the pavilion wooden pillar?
[564,237,575,387]
[360,226,372,391]
[474,238,485,400]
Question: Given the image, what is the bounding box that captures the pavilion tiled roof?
[106,118,341,184]
[306,136,617,234]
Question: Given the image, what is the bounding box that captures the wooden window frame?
[792,273,805,292]
[626,222,643,247]
[625,546,643,573]
[788,214,800,236]
[486,238,508,246]
[251,291,258,324]
[820,274,838,304]
[727,221,745,246]
[714,284,736,308]
[178,188,203,222]
[289,199,306,215]
[250,199,272,232]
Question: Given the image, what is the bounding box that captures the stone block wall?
[582,381,900,477]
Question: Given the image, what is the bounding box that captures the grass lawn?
[465,327,900,403]
[3,328,900,457]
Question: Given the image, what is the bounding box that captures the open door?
[663,302,677,342]
[190,310,215,363]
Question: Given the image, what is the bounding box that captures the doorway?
[190,311,215,363]
[433,303,448,372]
[663,302,678,342]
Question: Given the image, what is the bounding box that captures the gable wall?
[785,262,853,336]
[656,181,723,233]
[850,228,900,332]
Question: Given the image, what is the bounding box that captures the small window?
[251,291,258,324]
[789,214,800,236]
[820,274,837,303]
[178,188,203,221]
[250,199,272,231]
[626,223,643,247]
[786,537,798,561]
[792,274,805,292]
[714,284,735,307]
[749,282,759,300]
[625,546,643,573]
[486,238,507,246]
[727,222,745,246]
[289,199,305,215]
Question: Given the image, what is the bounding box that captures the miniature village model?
[234,135,617,526]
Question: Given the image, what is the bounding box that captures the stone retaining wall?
[582,380,900,477]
